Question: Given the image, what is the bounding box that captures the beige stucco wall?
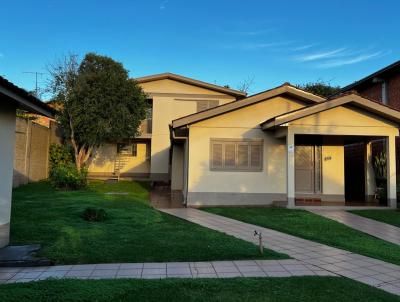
[140,79,236,180]
[186,96,306,206]
[171,144,184,190]
[0,102,16,247]
[289,106,399,136]
[185,97,399,206]
[87,79,237,180]
[139,79,230,95]
[88,142,150,175]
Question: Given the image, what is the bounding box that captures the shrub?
[49,143,74,173]
[49,143,87,190]
[82,207,107,222]
[50,163,87,190]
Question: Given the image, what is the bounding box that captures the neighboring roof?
[0,76,55,117]
[171,83,325,129]
[135,72,247,98]
[341,60,400,92]
[261,92,400,130]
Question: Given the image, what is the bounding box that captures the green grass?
[350,210,400,228]
[1,277,399,302]
[204,207,400,265]
[10,181,286,264]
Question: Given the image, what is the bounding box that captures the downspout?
[171,125,189,206]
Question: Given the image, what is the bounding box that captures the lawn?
[10,181,286,264]
[204,207,400,265]
[1,277,399,302]
[350,210,400,227]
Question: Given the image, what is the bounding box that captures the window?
[210,139,263,171]
[117,143,138,157]
[196,100,219,112]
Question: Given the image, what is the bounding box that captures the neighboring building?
[170,84,400,208]
[0,76,54,248]
[342,60,400,109]
[87,73,246,181]
[341,60,400,200]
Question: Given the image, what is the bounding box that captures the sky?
[0,0,399,96]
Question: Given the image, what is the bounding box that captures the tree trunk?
[73,145,93,171]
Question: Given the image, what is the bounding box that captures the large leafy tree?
[297,80,341,98]
[48,53,147,170]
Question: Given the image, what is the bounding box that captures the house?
[0,76,54,248]
[341,60,400,201]
[342,60,400,109]
[87,73,246,181]
[170,84,400,208]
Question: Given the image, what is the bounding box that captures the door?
[295,145,322,193]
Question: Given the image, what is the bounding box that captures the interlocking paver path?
[161,208,400,295]
[309,209,400,245]
[0,259,326,283]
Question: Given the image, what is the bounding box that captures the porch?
[261,94,400,209]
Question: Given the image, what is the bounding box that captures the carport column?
[287,130,295,208]
[387,136,397,208]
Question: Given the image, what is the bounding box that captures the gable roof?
[135,72,247,98]
[341,60,400,92]
[261,92,400,130]
[0,76,55,117]
[171,83,325,129]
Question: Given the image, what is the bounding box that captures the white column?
[387,136,397,208]
[287,130,295,208]
[365,141,376,201]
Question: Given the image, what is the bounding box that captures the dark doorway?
[344,143,365,201]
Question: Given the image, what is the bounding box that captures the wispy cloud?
[317,51,391,68]
[0,53,4,58]
[159,0,168,10]
[291,44,315,51]
[236,41,293,51]
[294,48,347,62]
[236,29,275,36]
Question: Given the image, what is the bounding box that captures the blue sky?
[0,0,399,95]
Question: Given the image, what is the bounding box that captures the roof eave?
[0,85,55,118]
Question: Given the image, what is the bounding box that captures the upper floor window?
[210,138,263,172]
[196,100,219,112]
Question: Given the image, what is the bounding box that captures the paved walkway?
[309,210,400,245]
[0,259,328,284]
[161,208,400,295]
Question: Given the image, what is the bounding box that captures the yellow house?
[171,83,400,209]
[87,73,246,181]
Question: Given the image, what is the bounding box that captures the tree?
[47,53,147,170]
[236,76,254,94]
[297,80,341,98]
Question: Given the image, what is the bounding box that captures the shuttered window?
[210,139,263,171]
[196,100,219,112]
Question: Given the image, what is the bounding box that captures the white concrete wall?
[0,102,16,247]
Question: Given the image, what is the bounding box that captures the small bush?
[49,143,74,172]
[50,163,87,190]
[82,207,107,222]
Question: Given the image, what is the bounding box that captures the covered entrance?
[261,93,400,209]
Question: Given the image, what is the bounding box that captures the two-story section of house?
[87,73,246,181]
[342,60,400,109]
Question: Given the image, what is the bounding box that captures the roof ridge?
[134,72,247,97]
